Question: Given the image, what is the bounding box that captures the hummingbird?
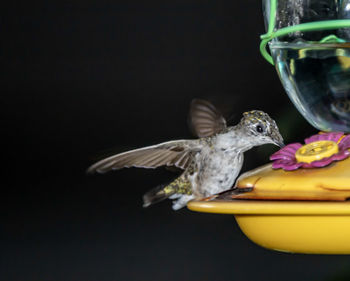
[87,99,284,210]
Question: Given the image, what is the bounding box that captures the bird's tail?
[143,184,175,208]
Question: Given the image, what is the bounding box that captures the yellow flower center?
[295,140,339,164]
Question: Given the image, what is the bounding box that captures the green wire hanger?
[260,0,350,65]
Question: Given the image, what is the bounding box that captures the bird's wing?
[189,99,227,138]
[87,140,201,174]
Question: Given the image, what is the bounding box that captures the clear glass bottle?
[262,0,350,132]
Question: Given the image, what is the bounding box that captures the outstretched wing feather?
[87,140,199,174]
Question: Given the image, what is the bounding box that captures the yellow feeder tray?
[187,156,350,254]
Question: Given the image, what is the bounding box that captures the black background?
[3,1,350,280]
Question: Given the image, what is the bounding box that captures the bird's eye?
[256,125,264,133]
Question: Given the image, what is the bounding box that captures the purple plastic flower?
[270,132,350,171]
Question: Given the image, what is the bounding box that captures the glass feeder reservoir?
[261,0,350,132]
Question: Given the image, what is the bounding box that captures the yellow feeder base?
[187,156,350,254]
[188,200,350,254]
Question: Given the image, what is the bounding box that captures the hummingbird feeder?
[187,0,350,254]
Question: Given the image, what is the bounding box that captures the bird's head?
[239,110,284,148]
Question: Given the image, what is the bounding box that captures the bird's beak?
[272,134,285,148]
[276,140,285,148]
